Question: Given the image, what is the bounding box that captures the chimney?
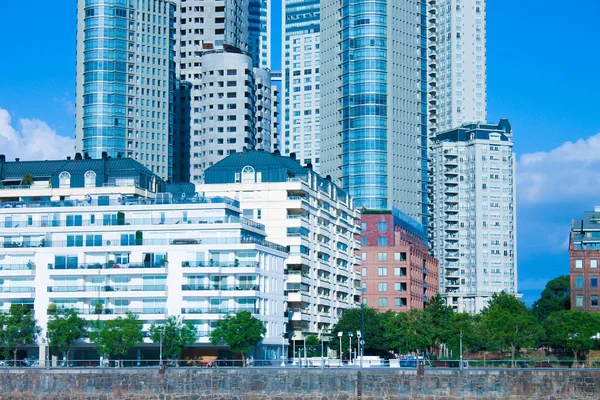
[325,175,332,181]
[75,153,82,161]
[84,152,90,159]
[273,150,281,156]
[289,152,296,160]
[0,154,5,163]
[66,156,71,161]
[15,158,20,162]
[305,162,313,170]
[101,151,108,160]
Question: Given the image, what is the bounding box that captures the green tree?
[209,311,266,367]
[46,308,87,364]
[396,310,434,355]
[89,312,143,365]
[304,334,321,357]
[480,292,539,367]
[424,294,454,358]
[0,305,40,366]
[544,310,600,366]
[149,316,197,363]
[532,275,570,322]
[445,312,481,357]
[21,173,34,186]
[330,307,392,357]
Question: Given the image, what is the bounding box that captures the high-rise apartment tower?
[75,0,175,181]
[320,0,429,228]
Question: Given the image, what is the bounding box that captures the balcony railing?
[75,308,166,315]
[182,261,260,268]
[0,196,239,209]
[181,307,259,314]
[0,263,36,271]
[36,236,287,253]
[0,287,35,293]
[182,284,259,291]
[47,285,166,293]
[49,262,166,270]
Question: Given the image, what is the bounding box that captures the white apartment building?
[282,0,321,172]
[429,120,517,313]
[201,151,362,341]
[428,0,487,134]
[0,156,287,363]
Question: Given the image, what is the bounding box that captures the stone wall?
[0,368,598,399]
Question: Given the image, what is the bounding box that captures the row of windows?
[360,252,407,262]
[574,295,599,308]
[366,297,407,308]
[361,267,407,277]
[574,275,599,289]
[574,259,598,269]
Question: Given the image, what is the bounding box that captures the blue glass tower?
[321,0,428,228]
[76,0,175,180]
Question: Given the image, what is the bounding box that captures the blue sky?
[1,1,599,305]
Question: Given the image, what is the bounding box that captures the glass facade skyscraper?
[75,0,175,180]
[321,0,428,228]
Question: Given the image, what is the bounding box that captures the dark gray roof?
[435,119,513,143]
[0,156,164,191]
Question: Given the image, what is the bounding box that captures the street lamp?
[320,330,324,369]
[356,330,362,368]
[159,329,163,367]
[281,332,286,367]
[337,331,343,363]
[348,332,353,366]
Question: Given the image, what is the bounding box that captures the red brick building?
[570,210,600,311]
[358,211,439,311]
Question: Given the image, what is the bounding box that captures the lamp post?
[293,336,296,366]
[356,330,362,368]
[320,330,324,369]
[348,332,353,366]
[159,329,163,367]
[338,331,343,364]
[360,297,365,367]
[459,330,463,371]
[281,332,286,367]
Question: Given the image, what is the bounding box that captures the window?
[591,259,598,269]
[591,295,599,307]
[378,237,388,246]
[361,267,367,277]
[377,267,387,276]
[378,222,388,231]
[591,276,598,288]
[84,170,96,187]
[576,276,584,289]
[394,298,406,307]
[59,171,71,188]
[241,165,255,183]
[362,237,367,246]
[378,282,388,292]
[361,282,367,292]
[377,252,388,262]
[575,295,584,307]
[575,259,583,269]
[394,267,406,277]
[394,252,407,262]
[378,297,388,307]
[361,252,367,261]
[361,222,367,230]
[394,282,406,292]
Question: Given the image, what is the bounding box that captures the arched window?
[84,171,96,188]
[241,165,255,183]
[59,171,71,188]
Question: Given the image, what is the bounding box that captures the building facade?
[249,0,271,69]
[429,120,517,313]
[0,156,288,362]
[359,211,439,311]
[320,0,428,228]
[200,151,362,342]
[569,209,600,312]
[75,0,175,181]
[427,0,487,134]
[282,0,322,172]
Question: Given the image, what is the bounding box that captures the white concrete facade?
[198,176,361,340]
[282,0,321,172]
[429,121,517,313]
[428,0,487,134]
[0,191,287,359]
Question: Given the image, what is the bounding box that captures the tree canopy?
[46,308,87,363]
[0,305,40,366]
[532,275,570,321]
[149,316,197,362]
[544,310,600,365]
[209,311,266,367]
[89,312,143,362]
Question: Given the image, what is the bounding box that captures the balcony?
[181,284,259,291]
[75,308,166,315]
[181,307,259,315]
[47,285,166,293]
[182,261,260,268]
[49,262,166,271]
[0,263,36,271]
[0,287,35,293]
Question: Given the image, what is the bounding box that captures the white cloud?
[0,108,74,161]
[518,133,600,205]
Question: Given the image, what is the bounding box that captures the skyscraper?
[249,0,271,69]
[173,0,276,183]
[428,0,487,134]
[320,0,429,228]
[429,120,517,313]
[75,0,175,180]
[282,0,322,172]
